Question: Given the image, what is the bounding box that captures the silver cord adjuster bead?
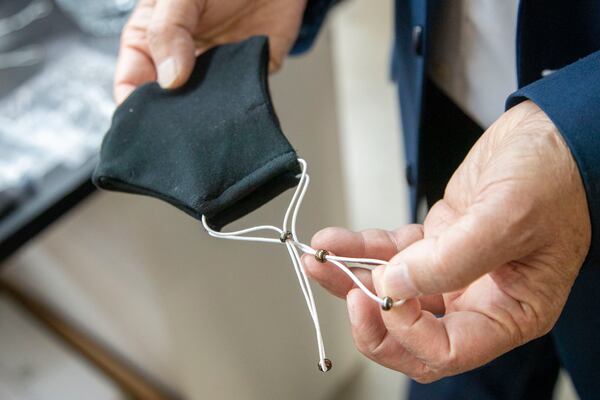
[318,358,333,372]
[314,249,329,263]
[381,296,394,311]
[280,231,292,243]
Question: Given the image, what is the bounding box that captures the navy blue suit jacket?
[293,0,600,269]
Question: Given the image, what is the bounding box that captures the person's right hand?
[303,101,591,382]
[114,0,307,103]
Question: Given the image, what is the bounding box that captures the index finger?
[114,1,156,103]
[303,225,423,298]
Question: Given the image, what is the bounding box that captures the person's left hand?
[303,100,591,382]
[114,0,307,103]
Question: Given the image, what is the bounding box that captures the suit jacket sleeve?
[290,0,341,55]
[506,50,600,267]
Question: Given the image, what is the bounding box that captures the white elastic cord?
[201,158,404,372]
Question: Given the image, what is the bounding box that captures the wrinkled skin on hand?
[114,0,307,103]
[303,100,591,382]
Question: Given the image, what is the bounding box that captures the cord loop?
[201,159,405,371]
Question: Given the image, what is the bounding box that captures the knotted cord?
[201,158,404,372]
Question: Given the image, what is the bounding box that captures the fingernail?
[383,263,419,299]
[157,58,178,88]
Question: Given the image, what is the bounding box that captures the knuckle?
[423,348,461,378]
[441,351,458,371]
[269,57,283,73]
[428,356,453,377]
[410,365,439,384]
[120,25,146,47]
[506,208,537,246]
[366,341,387,360]
[517,300,556,342]
[353,333,387,361]
[310,227,341,249]
[538,320,554,336]
[355,342,373,360]
[412,374,437,384]
[357,339,382,360]
[407,223,425,240]
[147,21,174,42]
[533,312,555,337]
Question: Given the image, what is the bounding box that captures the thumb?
[382,200,533,299]
[147,0,204,89]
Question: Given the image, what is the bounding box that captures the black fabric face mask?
[93,36,301,230]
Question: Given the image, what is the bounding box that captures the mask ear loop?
[281,163,330,371]
[201,158,405,372]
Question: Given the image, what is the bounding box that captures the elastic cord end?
[318,358,333,373]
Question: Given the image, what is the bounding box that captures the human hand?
[114,0,307,103]
[303,100,591,382]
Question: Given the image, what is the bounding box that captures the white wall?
[328,0,409,398]
[330,0,407,232]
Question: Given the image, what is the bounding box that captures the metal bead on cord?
[314,249,329,263]
[280,231,292,243]
[201,159,405,372]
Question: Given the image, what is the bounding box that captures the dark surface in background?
[0,0,119,263]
